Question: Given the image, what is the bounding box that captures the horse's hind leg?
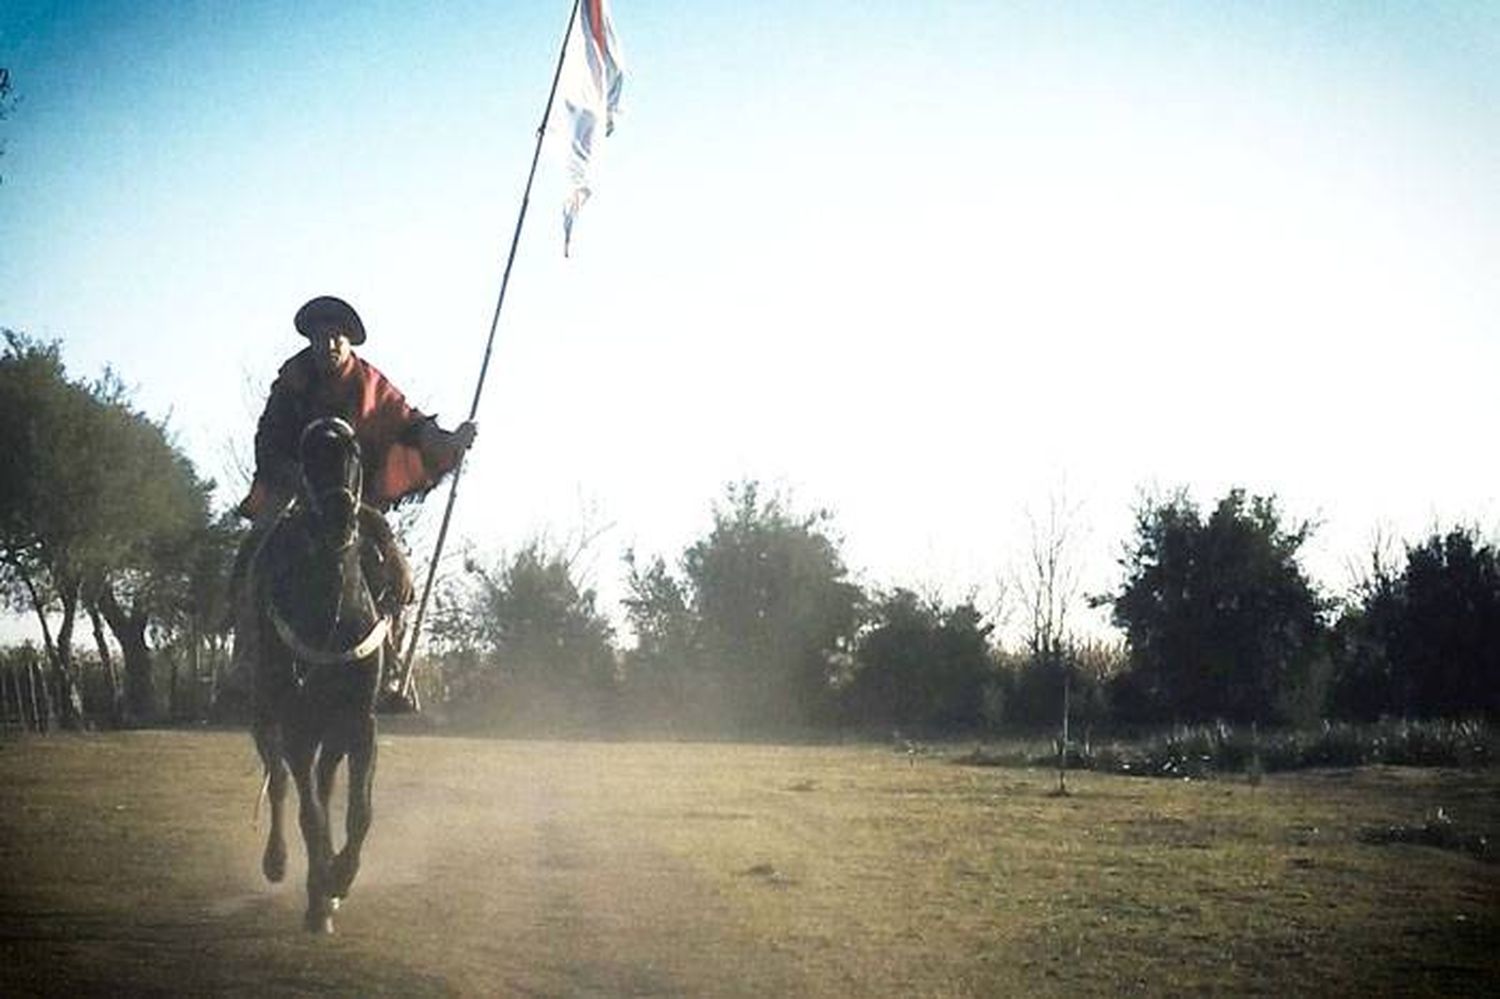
[330,713,376,900]
[253,721,289,883]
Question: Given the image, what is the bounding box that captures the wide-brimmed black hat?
[294,295,366,345]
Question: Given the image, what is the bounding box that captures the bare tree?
[1343,522,1402,599]
[1015,490,1086,793]
[1018,491,1085,672]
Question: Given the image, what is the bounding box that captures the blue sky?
[2,0,1498,640]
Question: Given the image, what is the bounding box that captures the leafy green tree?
[182,511,246,711]
[1397,529,1500,718]
[1328,541,1405,721]
[433,539,617,732]
[1332,527,1500,720]
[620,548,705,728]
[0,334,100,725]
[681,482,864,733]
[85,374,215,721]
[0,333,216,726]
[1109,488,1328,724]
[1000,639,1119,730]
[842,588,995,732]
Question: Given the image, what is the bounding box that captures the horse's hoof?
[304,911,335,935]
[262,843,287,884]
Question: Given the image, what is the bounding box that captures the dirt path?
[340,737,804,997]
[3,731,1497,998]
[0,733,804,998]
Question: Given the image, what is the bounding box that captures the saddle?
[231,500,412,624]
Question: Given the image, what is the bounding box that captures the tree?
[620,548,705,728]
[0,333,216,726]
[86,374,216,722]
[1332,527,1500,720]
[1018,495,1083,679]
[1328,535,1406,721]
[432,539,617,733]
[842,588,995,733]
[1006,493,1106,734]
[0,334,101,725]
[178,511,246,715]
[1109,488,1327,724]
[680,482,864,733]
[1396,529,1500,718]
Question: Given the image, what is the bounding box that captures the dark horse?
[250,416,386,933]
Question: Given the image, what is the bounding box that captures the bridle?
[298,416,362,553]
[270,416,388,667]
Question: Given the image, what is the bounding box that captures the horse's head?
[297,417,363,550]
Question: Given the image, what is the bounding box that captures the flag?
[558,0,624,256]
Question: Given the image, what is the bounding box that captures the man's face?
[309,326,353,376]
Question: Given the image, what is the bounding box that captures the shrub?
[956,719,1495,777]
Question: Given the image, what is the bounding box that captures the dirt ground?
[1,730,1497,997]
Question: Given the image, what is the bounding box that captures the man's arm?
[253,363,308,495]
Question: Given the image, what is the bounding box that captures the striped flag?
[558,0,625,256]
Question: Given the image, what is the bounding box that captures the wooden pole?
[1057,668,1071,796]
[27,649,48,734]
[12,665,29,733]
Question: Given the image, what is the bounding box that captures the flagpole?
[398,0,582,705]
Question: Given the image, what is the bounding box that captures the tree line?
[431,483,1500,738]
[3,332,1497,735]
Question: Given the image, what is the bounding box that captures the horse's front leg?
[253,721,289,883]
[330,711,377,900]
[315,744,342,828]
[314,742,345,902]
[288,734,336,934]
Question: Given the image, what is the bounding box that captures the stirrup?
[376,685,419,715]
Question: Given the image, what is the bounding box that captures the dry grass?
[1,731,1496,997]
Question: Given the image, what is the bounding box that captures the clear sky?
[2,0,1498,642]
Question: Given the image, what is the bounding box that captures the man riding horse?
[235,295,476,710]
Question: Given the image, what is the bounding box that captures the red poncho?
[239,349,454,517]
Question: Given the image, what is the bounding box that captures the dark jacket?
[240,348,455,516]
